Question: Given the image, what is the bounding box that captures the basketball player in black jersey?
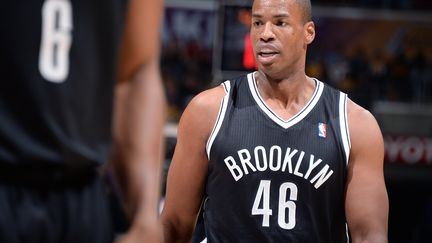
[161,0,388,242]
[0,0,165,243]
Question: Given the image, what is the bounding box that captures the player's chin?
[257,64,288,80]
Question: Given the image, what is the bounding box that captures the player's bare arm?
[161,86,226,243]
[112,0,166,242]
[345,99,389,243]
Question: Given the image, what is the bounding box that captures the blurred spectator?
[410,52,432,103]
[161,33,213,121]
[388,50,412,101]
[369,49,389,101]
[312,0,430,10]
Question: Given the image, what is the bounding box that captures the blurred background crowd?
[162,0,431,120]
[160,1,431,243]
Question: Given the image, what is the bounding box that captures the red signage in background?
[384,135,432,165]
[243,33,258,70]
[237,8,257,71]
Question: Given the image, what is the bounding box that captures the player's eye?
[276,21,287,26]
[253,21,262,27]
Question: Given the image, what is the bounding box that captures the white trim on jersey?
[339,92,351,164]
[248,72,324,129]
[345,223,350,243]
[206,80,231,159]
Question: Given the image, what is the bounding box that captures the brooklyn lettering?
[224,145,334,189]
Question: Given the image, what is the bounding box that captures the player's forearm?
[121,61,166,221]
[126,155,163,220]
[162,219,194,243]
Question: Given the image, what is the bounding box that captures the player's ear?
[304,21,315,45]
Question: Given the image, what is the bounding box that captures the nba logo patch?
[318,123,326,138]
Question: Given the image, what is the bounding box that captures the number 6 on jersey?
[252,180,298,230]
[39,0,73,83]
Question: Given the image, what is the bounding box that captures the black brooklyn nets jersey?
[0,0,127,166]
[204,72,351,243]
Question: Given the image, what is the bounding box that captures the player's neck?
[255,70,314,100]
[254,70,316,120]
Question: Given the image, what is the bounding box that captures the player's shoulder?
[177,84,227,139]
[188,84,227,113]
[346,98,376,124]
[346,98,383,147]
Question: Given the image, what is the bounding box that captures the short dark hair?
[251,0,312,23]
[296,0,312,23]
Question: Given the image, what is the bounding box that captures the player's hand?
[115,218,163,243]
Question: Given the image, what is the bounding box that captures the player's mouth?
[257,51,279,65]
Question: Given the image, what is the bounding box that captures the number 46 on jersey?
[252,180,298,230]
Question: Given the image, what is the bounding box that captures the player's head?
[250,0,315,78]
